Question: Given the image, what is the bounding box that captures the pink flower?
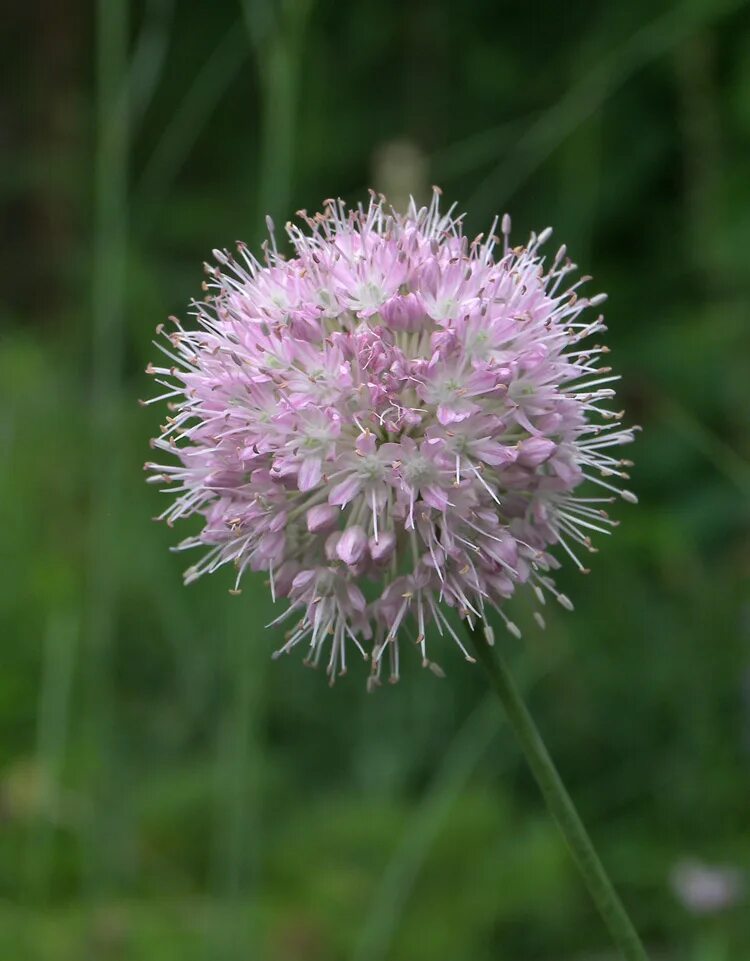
[146,190,637,685]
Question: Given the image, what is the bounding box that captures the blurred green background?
[3,0,750,958]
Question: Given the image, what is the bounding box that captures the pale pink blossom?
[146,190,637,685]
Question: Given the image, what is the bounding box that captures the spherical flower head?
[145,190,637,687]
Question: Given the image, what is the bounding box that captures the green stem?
[465,621,649,961]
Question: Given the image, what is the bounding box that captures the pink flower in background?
[670,859,745,914]
[145,190,636,685]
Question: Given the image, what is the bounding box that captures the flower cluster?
[145,190,636,686]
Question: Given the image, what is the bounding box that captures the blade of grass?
[659,397,750,499]
[429,116,533,183]
[353,644,569,961]
[23,614,79,901]
[82,0,129,894]
[127,0,176,129]
[133,22,248,218]
[241,0,314,233]
[352,695,500,961]
[207,598,263,959]
[466,623,648,960]
[467,0,746,213]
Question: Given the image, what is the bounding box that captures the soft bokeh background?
[3,0,750,958]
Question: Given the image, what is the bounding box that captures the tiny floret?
[145,190,636,685]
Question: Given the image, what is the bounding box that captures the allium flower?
[145,190,636,686]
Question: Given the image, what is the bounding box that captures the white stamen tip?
[428,660,446,678]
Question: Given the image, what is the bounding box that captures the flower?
[670,859,745,914]
[145,190,637,686]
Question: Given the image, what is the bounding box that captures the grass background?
[2,0,750,957]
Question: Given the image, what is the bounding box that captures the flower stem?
[465,621,648,961]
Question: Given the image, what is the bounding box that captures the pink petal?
[298,457,323,492]
[336,526,368,565]
[517,437,556,467]
[329,474,362,507]
[422,484,450,510]
[473,441,517,467]
[369,530,396,564]
[306,504,339,533]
